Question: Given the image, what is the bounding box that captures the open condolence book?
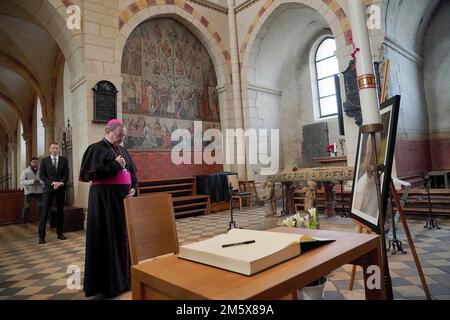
[178,229,334,276]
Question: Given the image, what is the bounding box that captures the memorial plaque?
[93,81,118,123]
[341,60,381,127]
[302,122,329,168]
[342,60,362,126]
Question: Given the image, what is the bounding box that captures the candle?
[348,0,381,126]
[333,143,337,153]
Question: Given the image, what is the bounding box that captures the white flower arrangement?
[281,208,319,229]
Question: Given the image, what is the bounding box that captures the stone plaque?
[93,81,118,123]
[342,60,382,126]
[302,122,329,168]
[342,60,362,126]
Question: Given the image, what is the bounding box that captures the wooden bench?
[294,186,450,218]
[137,177,211,218]
[401,188,450,217]
[398,174,425,189]
[294,186,351,214]
[0,190,39,225]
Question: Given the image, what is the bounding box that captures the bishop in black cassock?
[79,119,138,298]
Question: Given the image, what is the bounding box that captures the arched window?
[310,37,339,119]
[36,98,44,157]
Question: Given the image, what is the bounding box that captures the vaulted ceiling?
[0,0,62,143]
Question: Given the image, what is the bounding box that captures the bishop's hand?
[115,155,126,168]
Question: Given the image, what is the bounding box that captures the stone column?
[8,143,17,189]
[227,0,247,179]
[22,131,32,164]
[42,118,55,149]
[0,151,6,179]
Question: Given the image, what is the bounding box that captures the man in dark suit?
[39,142,69,244]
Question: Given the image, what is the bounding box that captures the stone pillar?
[8,143,17,189]
[72,0,120,208]
[227,0,247,179]
[22,131,32,164]
[42,118,55,148]
[0,151,6,179]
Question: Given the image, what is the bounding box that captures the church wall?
[384,46,431,178]
[423,0,450,171]
[238,1,352,180]
[236,0,350,54]
[117,1,230,72]
[115,1,235,181]
[121,17,224,180]
[71,0,122,208]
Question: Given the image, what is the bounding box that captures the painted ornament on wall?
[121,18,221,151]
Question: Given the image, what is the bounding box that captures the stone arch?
[381,0,441,56]
[15,0,84,83]
[0,52,46,120]
[241,0,350,85]
[0,92,25,131]
[116,2,229,89]
[0,112,12,138]
[239,0,350,179]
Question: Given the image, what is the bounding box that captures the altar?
[266,166,354,217]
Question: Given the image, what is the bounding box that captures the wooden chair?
[124,193,179,266]
[227,174,253,210]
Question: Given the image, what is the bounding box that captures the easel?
[387,181,407,255]
[389,180,431,299]
[227,183,239,230]
[349,179,431,299]
[423,174,440,230]
[348,60,431,299]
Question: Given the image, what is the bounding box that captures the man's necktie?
[53,157,57,170]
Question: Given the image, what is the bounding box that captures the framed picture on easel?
[350,95,401,232]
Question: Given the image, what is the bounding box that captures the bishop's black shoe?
[38,238,46,244]
[57,235,67,240]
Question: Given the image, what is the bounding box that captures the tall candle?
[348,0,381,126]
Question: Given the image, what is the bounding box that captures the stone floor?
[0,206,449,300]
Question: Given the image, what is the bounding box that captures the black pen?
[222,240,256,248]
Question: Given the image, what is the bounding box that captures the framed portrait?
[350,95,401,232]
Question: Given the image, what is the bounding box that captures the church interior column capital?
[7,143,17,152]
[41,117,55,128]
[22,132,32,142]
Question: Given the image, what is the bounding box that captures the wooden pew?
[294,187,450,218]
[137,177,211,218]
[0,190,38,225]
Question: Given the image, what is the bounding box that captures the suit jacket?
[39,156,69,193]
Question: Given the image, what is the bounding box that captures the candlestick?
[348,0,381,128]
[348,0,393,300]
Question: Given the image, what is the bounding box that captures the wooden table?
[131,227,385,300]
[313,156,349,216]
[313,156,348,168]
[267,167,354,217]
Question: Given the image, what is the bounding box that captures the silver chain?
[404,188,428,205]
[102,138,127,170]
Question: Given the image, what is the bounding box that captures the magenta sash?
[92,170,131,186]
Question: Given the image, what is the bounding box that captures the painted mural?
[123,114,221,151]
[121,18,220,152]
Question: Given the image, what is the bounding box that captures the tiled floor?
[0,206,449,300]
